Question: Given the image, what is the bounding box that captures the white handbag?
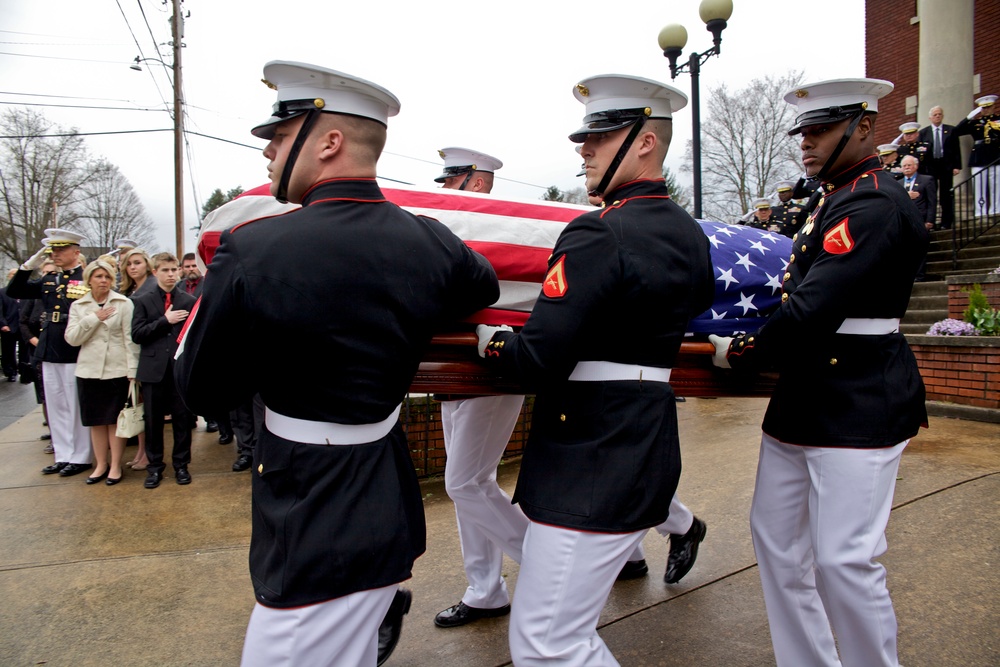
[116,380,145,438]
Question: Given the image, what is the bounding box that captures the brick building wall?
[865,0,1000,147]
[909,341,1000,409]
[866,0,920,146]
[947,275,1000,320]
[401,395,532,479]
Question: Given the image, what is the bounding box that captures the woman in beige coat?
[65,260,139,485]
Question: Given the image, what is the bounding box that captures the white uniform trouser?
[627,494,694,561]
[241,584,397,667]
[750,433,907,667]
[972,165,999,217]
[510,521,646,666]
[42,362,91,464]
[441,394,529,608]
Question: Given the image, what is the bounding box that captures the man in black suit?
[900,155,937,230]
[918,106,961,229]
[131,252,197,489]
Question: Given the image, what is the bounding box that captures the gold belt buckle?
[50,312,61,323]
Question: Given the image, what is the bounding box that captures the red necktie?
[164,292,172,313]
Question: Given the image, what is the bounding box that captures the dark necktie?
[934,127,943,158]
[164,292,172,313]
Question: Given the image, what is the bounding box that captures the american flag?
[197,182,791,336]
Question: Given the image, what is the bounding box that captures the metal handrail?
[951,155,1000,269]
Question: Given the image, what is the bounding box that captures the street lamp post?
[658,0,733,219]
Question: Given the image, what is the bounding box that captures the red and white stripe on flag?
[196,182,587,326]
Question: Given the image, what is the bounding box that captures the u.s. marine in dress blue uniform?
[714,78,927,667]
[479,74,714,666]
[174,61,498,667]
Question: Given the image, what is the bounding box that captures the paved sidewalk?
[0,396,997,666]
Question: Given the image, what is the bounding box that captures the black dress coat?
[174,178,498,608]
[483,178,715,533]
[726,156,928,448]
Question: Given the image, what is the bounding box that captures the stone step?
[906,294,948,309]
[927,256,1000,274]
[901,322,933,335]
[926,244,1000,262]
[909,280,947,296]
[901,309,948,324]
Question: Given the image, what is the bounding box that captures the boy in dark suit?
[131,252,197,488]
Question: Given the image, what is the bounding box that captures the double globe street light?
[658,0,734,219]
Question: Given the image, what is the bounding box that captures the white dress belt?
[836,318,900,335]
[264,403,402,445]
[568,361,672,383]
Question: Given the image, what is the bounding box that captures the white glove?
[967,106,982,120]
[708,334,733,369]
[476,324,512,358]
[21,246,49,271]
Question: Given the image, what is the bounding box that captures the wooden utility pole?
[171,0,184,256]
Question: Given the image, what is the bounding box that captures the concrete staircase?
[901,226,1000,335]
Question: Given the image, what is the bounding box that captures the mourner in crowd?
[954,94,1000,218]
[174,61,499,667]
[477,73,714,666]
[64,259,138,486]
[119,248,154,298]
[710,77,927,667]
[900,155,937,231]
[19,261,54,445]
[131,252,196,490]
[7,229,93,477]
[431,148,532,630]
[917,105,961,229]
[0,271,21,382]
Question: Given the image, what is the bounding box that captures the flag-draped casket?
[197,182,789,396]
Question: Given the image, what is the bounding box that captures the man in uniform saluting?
[770,180,805,238]
[710,78,927,667]
[174,61,499,667]
[7,228,93,476]
[477,73,714,666]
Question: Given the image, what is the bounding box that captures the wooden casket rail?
[412,333,777,397]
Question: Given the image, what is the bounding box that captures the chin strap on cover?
[275,109,322,204]
[816,111,866,183]
[589,116,647,200]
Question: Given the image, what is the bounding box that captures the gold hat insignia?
[577,84,589,97]
[261,78,277,90]
[795,89,808,98]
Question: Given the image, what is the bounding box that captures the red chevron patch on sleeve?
[823,218,854,254]
[542,255,568,298]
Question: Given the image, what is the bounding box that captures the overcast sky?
[2,0,865,253]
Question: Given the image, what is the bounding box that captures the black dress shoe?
[377,588,412,666]
[205,420,219,433]
[218,433,234,445]
[175,467,192,485]
[105,474,123,486]
[232,454,252,472]
[665,517,707,584]
[85,469,109,484]
[58,463,93,477]
[617,558,649,581]
[434,601,510,628]
[39,433,52,441]
[42,462,68,475]
[144,471,163,489]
